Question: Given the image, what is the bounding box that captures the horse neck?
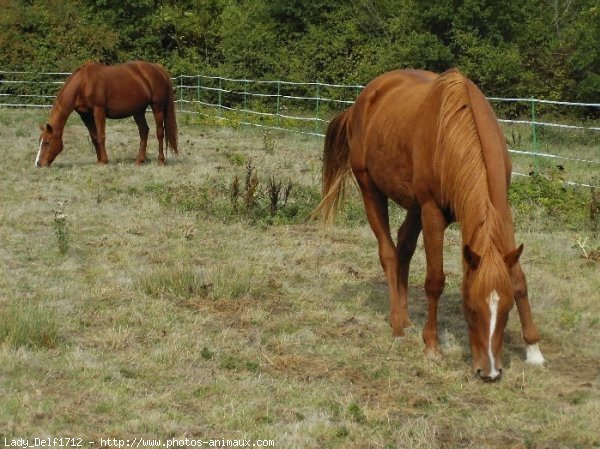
[49,74,80,135]
[461,200,511,260]
[431,70,514,254]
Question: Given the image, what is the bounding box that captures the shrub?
[509,171,592,231]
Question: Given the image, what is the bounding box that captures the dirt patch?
[552,354,600,385]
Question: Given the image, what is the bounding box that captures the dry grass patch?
[0,109,598,448]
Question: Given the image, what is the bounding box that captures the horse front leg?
[355,171,410,337]
[420,201,447,357]
[395,208,422,330]
[512,263,545,364]
[92,107,108,164]
[78,112,101,160]
[134,111,150,165]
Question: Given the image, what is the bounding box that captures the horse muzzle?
[35,159,51,168]
[476,368,503,382]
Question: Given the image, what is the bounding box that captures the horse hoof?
[525,343,545,365]
[403,326,417,335]
[390,316,412,331]
[391,328,406,338]
[424,347,441,359]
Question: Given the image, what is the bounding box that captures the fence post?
[531,99,539,175]
[178,75,183,113]
[276,81,281,127]
[315,83,320,135]
[244,80,248,124]
[196,75,201,106]
[217,77,223,118]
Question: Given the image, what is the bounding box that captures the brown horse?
[36,61,178,167]
[313,69,545,381]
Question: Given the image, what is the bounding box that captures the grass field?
[1,109,599,448]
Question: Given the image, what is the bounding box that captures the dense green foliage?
[1,0,598,101]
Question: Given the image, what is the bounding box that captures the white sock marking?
[526,343,545,365]
[35,140,43,166]
[487,290,500,379]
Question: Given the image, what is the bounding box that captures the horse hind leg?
[134,111,150,165]
[355,170,409,337]
[151,103,166,165]
[395,208,422,330]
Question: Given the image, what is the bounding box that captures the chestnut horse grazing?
[313,69,545,381]
[36,61,178,167]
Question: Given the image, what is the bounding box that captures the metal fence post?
[196,75,201,105]
[244,80,248,124]
[315,83,320,134]
[178,75,183,112]
[531,99,539,175]
[276,81,281,127]
[218,77,223,118]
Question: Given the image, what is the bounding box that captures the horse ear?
[504,244,524,268]
[463,245,481,270]
[40,123,53,133]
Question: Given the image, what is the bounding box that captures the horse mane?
[432,70,511,299]
[50,63,92,120]
[55,61,101,98]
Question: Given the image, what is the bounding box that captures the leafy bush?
[2,0,598,105]
[510,172,592,231]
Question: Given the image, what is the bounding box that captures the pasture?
[1,108,599,448]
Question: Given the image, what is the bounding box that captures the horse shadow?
[48,154,184,169]
[337,277,524,368]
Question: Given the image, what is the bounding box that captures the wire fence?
[1,70,598,187]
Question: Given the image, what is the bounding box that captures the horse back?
[75,61,172,118]
[349,69,510,217]
[349,70,439,208]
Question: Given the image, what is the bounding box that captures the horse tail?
[162,67,178,156]
[311,109,352,226]
[164,78,178,155]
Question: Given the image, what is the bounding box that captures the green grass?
[0,301,60,349]
[0,108,599,448]
[502,120,600,187]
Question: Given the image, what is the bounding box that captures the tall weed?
[0,302,60,349]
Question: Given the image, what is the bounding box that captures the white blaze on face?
[487,290,501,379]
[35,139,43,166]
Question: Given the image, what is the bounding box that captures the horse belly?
[376,175,417,210]
[105,85,152,118]
[105,108,142,119]
[366,143,417,209]
[105,99,148,118]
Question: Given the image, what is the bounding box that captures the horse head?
[462,244,524,381]
[36,123,63,167]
